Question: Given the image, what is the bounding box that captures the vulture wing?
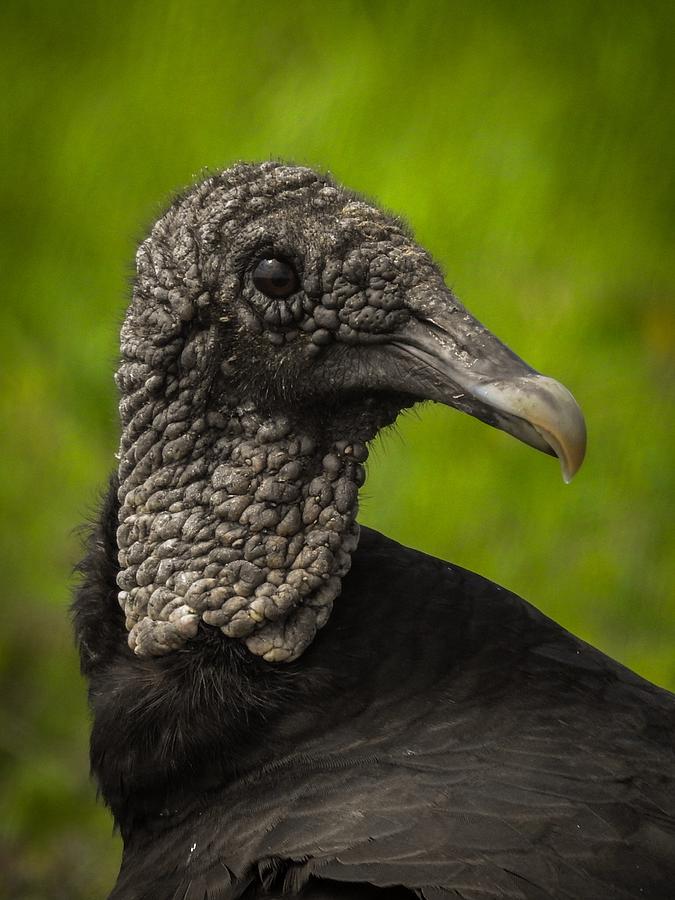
[108,530,675,900]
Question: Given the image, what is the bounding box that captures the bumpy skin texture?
[116,163,432,660]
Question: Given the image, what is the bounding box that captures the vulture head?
[117,162,585,664]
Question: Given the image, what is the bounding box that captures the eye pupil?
[253,258,299,299]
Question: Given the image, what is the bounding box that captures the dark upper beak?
[380,289,587,482]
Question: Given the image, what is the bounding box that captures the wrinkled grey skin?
[117,162,442,662]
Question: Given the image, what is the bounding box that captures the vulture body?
[74,163,675,899]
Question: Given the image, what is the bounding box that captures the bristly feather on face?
[115,161,585,663]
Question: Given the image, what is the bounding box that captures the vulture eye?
[253,258,299,299]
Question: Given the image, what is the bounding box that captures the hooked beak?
[385,298,586,482]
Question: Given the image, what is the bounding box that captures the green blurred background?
[1,1,673,896]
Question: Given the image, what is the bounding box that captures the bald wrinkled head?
[116,162,585,662]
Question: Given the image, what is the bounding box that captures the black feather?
[74,483,675,899]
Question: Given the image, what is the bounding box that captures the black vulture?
[74,162,675,900]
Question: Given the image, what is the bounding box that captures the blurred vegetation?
[1,0,673,896]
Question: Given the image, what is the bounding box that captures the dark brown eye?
[252,258,299,299]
